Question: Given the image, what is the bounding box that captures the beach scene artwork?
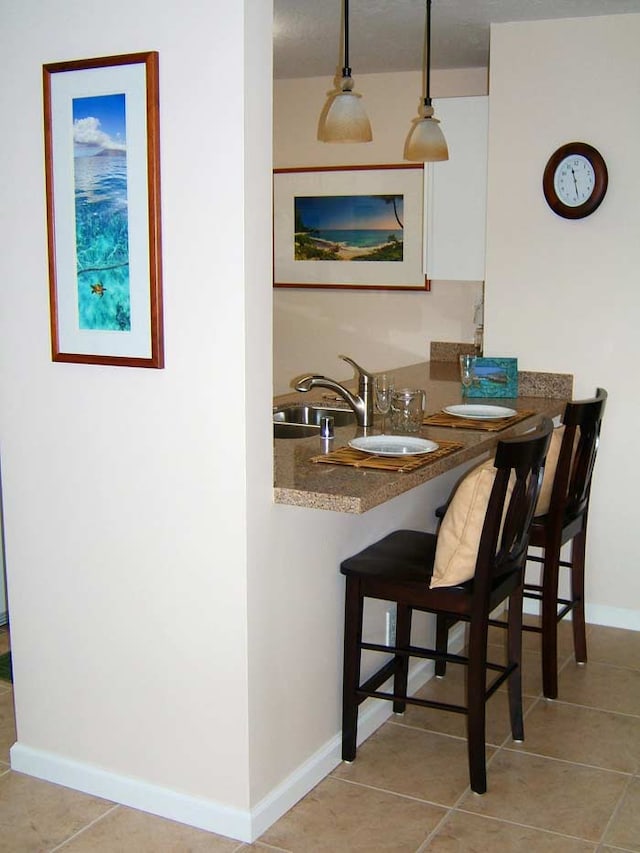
[466,357,519,398]
[294,193,404,261]
[73,93,131,332]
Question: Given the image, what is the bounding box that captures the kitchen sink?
[273,422,320,439]
[273,405,356,427]
[273,405,356,439]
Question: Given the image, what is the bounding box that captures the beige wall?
[0,0,273,839]
[273,69,487,394]
[486,15,640,626]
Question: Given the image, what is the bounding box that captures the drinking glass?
[459,355,476,396]
[390,388,426,433]
[374,373,395,432]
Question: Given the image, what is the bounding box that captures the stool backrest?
[475,418,553,598]
[549,388,607,527]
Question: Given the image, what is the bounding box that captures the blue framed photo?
[466,357,518,398]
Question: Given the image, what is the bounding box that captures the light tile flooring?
[1,620,639,851]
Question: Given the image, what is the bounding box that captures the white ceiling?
[273,0,640,78]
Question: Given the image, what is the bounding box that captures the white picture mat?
[274,166,426,289]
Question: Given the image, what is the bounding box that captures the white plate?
[349,435,439,457]
[443,404,517,420]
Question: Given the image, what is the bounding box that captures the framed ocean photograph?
[43,52,164,367]
[466,357,519,398]
[273,164,429,290]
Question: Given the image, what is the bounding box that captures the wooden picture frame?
[43,51,164,367]
[273,164,430,291]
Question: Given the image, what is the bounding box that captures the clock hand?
[571,167,579,201]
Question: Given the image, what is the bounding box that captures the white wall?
[485,15,640,628]
[0,0,273,837]
[273,69,487,394]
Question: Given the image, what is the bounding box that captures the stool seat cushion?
[341,529,438,583]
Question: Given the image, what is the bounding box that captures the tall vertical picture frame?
[43,51,164,368]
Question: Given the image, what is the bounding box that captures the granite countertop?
[273,361,570,514]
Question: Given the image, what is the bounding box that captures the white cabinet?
[424,96,488,281]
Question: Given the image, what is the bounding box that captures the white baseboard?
[10,626,466,844]
[523,599,639,631]
[584,603,640,631]
[10,741,254,841]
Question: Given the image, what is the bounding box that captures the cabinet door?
[425,95,488,281]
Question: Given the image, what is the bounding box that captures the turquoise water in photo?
[74,152,131,331]
[312,229,403,249]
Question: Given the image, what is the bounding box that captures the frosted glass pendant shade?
[322,82,372,143]
[405,117,449,161]
[405,104,449,162]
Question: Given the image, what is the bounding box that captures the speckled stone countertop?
[273,361,570,514]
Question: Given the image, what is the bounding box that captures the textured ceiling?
[274,0,640,78]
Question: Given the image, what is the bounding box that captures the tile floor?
[1,620,639,851]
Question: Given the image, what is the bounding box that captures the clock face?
[543,142,608,219]
[553,155,595,207]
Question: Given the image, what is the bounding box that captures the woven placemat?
[422,410,535,431]
[310,439,464,473]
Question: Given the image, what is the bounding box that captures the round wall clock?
[542,142,608,219]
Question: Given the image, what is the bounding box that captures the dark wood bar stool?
[522,388,607,698]
[340,419,553,794]
[435,389,607,699]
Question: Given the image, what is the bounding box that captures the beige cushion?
[431,426,565,588]
[431,458,507,589]
[534,425,565,516]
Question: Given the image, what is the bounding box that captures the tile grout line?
[330,773,460,811]
[496,744,634,777]
[48,803,121,852]
[594,771,637,850]
[447,807,611,846]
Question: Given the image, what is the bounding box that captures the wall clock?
[542,142,608,219]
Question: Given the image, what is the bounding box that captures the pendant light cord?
[343,0,351,77]
[424,0,432,107]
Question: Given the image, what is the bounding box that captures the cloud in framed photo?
[73,116,126,155]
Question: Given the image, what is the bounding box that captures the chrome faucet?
[295,355,375,428]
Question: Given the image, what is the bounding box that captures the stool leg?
[342,576,364,762]
[393,604,412,714]
[435,614,452,677]
[466,619,488,795]
[507,584,524,742]
[541,543,561,699]
[570,529,588,663]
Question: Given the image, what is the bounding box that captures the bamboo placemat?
[422,410,535,431]
[310,440,464,473]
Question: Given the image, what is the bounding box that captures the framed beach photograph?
[43,51,164,367]
[273,164,429,290]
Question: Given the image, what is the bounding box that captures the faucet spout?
[294,356,376,428]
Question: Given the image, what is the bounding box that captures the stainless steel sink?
[273,422,320,439]
[273,405,356,439]
[273,405,356,427]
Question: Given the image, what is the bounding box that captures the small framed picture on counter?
[466,358,518,398]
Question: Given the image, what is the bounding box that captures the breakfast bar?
[274,360,571,513]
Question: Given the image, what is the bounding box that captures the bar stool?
[435,389,607,699]
[522,388,607,698]
[340,419,552,794]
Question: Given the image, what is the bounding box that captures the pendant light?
[320,0,372,143]
[405,0,448,161]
